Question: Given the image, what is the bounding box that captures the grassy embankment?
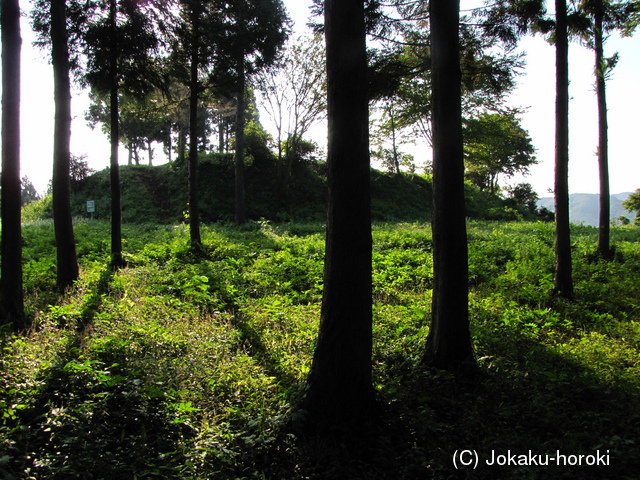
[1,219,639,479]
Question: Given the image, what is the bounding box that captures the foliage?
[20,176,40,206]
[255,32,326,180]
[69,154,95,184]
[22,194,54,223]
[1,220,639,478]
[15,161,552,226]
[622,188,640,224]
[463,112,537,194]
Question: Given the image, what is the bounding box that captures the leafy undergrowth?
[1,219,639,479]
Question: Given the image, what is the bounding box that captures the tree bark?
[188,0,202,249]
[1,0,25,329]
[51,0,79,289]
[553,0,573,298]
[302,0,375,431]
[109,0,124,268]
[594,3,611,259]
[422,0,476,372]
[235,55,246,225]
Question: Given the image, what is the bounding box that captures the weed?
[1,220,639,478]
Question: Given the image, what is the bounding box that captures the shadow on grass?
[1,264,187,479]
[360,328,640,480]
[229,311,302,401]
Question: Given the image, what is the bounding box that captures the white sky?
[8,0,640,197]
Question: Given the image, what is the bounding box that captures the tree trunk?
[188,1,202,249]
[388,104,401,175]
[109,0,124,269]
[422,0,476,372]
[302,0,375,432]
[51,0,79,289]
[235,55,246,225]
[594,4,610,259]
[553,0,573,298]
[178,125,186,163]
[218,113,225,153]
[1,0,25,329]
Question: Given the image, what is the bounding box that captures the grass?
[1,219,639,479]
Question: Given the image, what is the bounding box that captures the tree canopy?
[463,112,537,194]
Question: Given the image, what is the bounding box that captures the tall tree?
[302,0,376,431]
[172,0,230,243]
[187,0,203,247]
[578,0,639,258]
[482,0,574,295]
[215,0,289,225]
[594,0,611,259]
[422,0,476,372]
[84,0,160,267]
[51,0,80,288]
[234,57,246,225]
[554,0,574,298]
[108,0,124,267]
[1,0,25,329]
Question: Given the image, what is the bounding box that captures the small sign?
[86,200,95,213]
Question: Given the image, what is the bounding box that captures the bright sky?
[8,0,640,197]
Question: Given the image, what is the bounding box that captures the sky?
[8,0,640,197]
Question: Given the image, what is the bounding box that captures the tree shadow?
[1,264,186,479]
[229,310,303,402]
[371,328,640,480]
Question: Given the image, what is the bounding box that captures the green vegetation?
[23,158,550,225]
[1,219,638,478]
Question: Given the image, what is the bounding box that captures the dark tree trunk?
[422,0,476,372]
[188,1,201,249]
[302,0,375,431]
[51,0,79,289]
[389,108,400,176]
[109,0,124,269]
[594,3,611,259]
[178,125,186,163]
[1,0,25,329]
[553,0,573,298]
[218,113,225,153]
[235,55,246,225]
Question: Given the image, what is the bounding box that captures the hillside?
[22,155,548,224]
[537,192,636,226]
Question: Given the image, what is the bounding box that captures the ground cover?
[1,219,639,479]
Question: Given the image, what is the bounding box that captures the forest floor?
[1,219,639,479]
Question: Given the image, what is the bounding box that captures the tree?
[302,0,376,431]
[1,0,25,329]
[577,0,639,258]
[214,0,289,225]
[21,176,41,206]
[256,33,327,195]
[506,182,540,213]
[51,0,79,288]
[463,112,536,194]
[84,0,160,267]
[367,0,525,150]
[554,0,574,298]
[371,98,416,175]
[185,0,204,247]
[622,188,640,224]
[422,0,476,372]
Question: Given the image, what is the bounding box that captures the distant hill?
[537,192,636,226]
